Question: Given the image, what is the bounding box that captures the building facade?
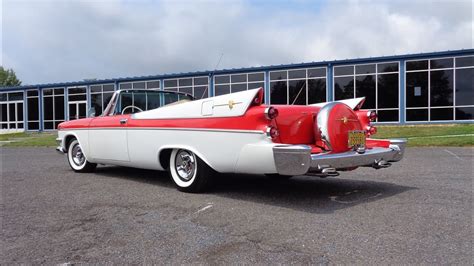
[1,49,473,132]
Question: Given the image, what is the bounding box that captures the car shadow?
[92,166,415,214]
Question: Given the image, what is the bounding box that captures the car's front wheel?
[67,139,97,172]
[169,149,213,193]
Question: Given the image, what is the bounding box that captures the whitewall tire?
[67,139,97,173]
[169,149,213,193]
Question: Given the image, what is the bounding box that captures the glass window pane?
[8,92,23,101]
[194,77,208,85]
[55,96,65,120]
[406,109,428,121]
[90,85,102,93]
[146,92,161,110]
[43,89,53,96]
[289,80,306,105]
[355,75,376,109]
[430,58,453,69]
[334,76,354,100]
[164,87,177,92]
[231,83,247,93]
[455,107,474,120]
[179,87,193,95]
[69,94,87,101]
[0,94,6,102]
[146,81,160,89]
[248,73,264,82]
[455,68,474,106]
[54,88,64,95]
[103,93,114,109]
[1,104,6,122]
[18,123,24,129]
[27,98,39,120]
[334,66,353,76]
[164,79,178,88]
[248,82,264,90]
[270,81,287,104]
[377,62,399,73]
[120,83,132,90]
[308,68,326,78]
[270,71,287,80]
[430,69,453,107]
[9,123,16,129]
[214,75,230,84]
[91,93,102,116]
[43,97,53,120]
[133,92,147,111]
[406,60,428,71]
[120,93,133,112]
[103,84,115,92]
[378,73,399,108]
[355,64,375,75]
[9,103,16,121]
[194,86,208,99]
[214,85,230,96]
[44,122,54,130]
[377,110,399,122]
[288,69,306,79]
[132,82,146,89]
[17,103,23,121]
[28,122,39,130]
[308,79,326,104]
[1,123,7,129]
[231,74,247,83]
[431,108,453,121]
[456,56,474,67]
[179,78,192,87]
[68,87,85,95]
[406,71,428,107]
[27,90,39,97]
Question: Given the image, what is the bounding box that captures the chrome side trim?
[273,145,311,176]
[58,127,264,134]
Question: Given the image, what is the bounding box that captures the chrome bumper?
[56,137,65,154]
[272,139,407,176]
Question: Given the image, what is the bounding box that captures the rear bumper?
[272,139,407,176]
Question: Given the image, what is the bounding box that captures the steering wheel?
[121,105,144,115]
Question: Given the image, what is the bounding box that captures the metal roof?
[1,48,473,92]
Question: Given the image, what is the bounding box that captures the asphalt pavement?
[1,147,472,264]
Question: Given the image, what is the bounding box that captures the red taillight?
[266,126,279,139]
[366,126,377,136]
[367,110,377,122]
[264,107,279,120]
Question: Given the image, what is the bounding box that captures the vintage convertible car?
[56,87,406,192]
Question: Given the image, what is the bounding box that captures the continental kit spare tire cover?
[316,102,363,153]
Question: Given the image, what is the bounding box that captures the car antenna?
[201,52,224,99]
[291,82,306,105]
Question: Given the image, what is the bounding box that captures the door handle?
[120,118,128,124]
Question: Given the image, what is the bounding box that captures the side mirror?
[88,107,96,118]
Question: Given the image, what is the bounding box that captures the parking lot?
[1,147,472,264]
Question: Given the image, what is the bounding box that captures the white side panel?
[89,129,130,162]
[126,129,276,173]
[234,143,277,174]
[132,88,261,119]
[310,97,365,110]
[58,130,91,160]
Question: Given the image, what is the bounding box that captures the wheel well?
[159,149,173,170]
[65,135,77,149]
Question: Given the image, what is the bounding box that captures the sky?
[1,0,473,85]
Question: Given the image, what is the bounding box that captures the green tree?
[0,66,22,87]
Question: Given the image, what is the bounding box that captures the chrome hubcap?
[71,144,85,166]
[175,150,196,181]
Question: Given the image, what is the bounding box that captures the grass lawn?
[375,124,473,147]
[0,124,472,147]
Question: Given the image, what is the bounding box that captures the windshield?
[102,90,194,116]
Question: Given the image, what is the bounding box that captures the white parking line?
[443,149,464,161]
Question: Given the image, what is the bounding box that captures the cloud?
[2,0,473,84]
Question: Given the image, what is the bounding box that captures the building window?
[163,76,209,99]
[90,84,115,116]
[405,56,473,122]
[269,67,327,105]
[119,80,160,91]
[0,91,24,130]
[26,90,39,130]
[214,72,265,96]
[334,62,399,122]
[42,88,65,130]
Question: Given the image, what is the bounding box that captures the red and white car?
[56,88,406,192]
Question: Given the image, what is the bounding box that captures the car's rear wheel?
[67,139,97,172]
[169,149,213,193]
